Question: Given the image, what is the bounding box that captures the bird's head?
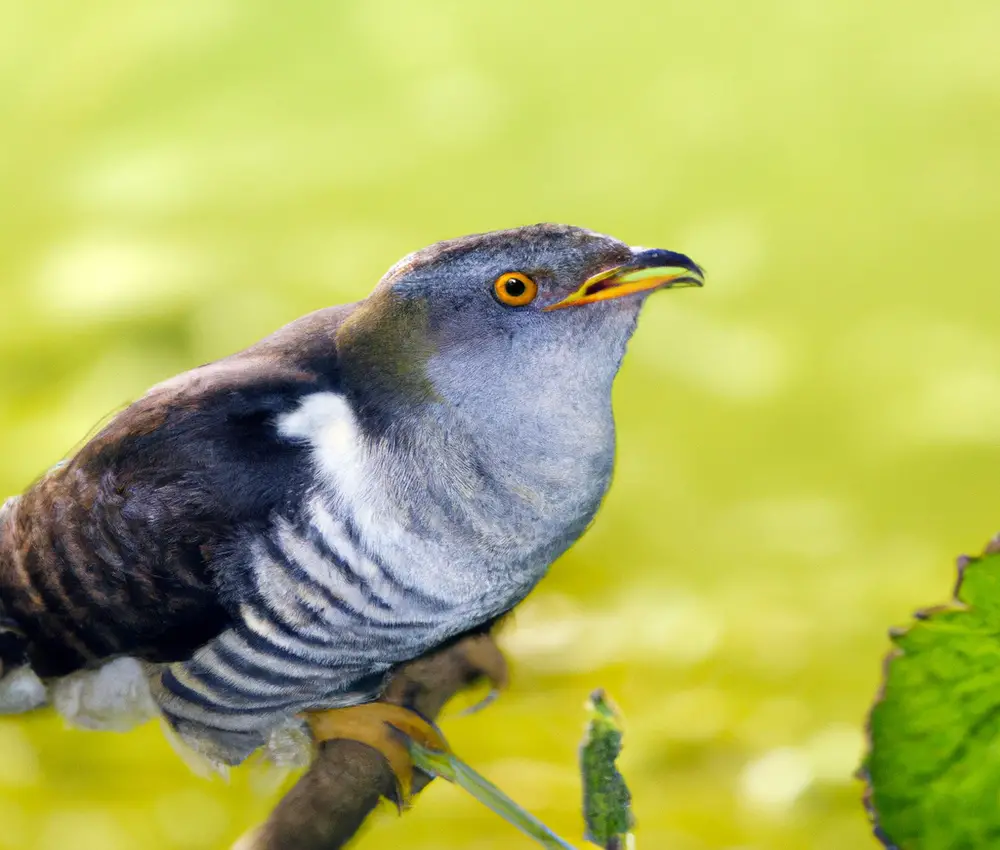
[336,223,703,438]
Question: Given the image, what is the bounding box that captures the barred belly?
[154,497,454,763]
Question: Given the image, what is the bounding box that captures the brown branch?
[235,634,507,850]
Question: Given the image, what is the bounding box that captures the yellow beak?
[542,250,704,312]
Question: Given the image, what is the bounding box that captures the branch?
[235,634,507,850]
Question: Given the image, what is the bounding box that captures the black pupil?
[504,278,526,298]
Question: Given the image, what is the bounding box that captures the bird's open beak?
[542,248,704,312]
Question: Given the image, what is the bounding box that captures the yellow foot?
[305,703,449,806]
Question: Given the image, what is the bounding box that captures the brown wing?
[0,307,349,677]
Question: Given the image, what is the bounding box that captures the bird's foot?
[305,703,450,807]
[455,633,509,714]
[305,634,509,808]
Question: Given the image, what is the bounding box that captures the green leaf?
[865,539,1000,850]
[580,689,634,850]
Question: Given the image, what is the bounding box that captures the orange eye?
[493,272,538,307]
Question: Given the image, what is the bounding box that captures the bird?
[0,223,703,796]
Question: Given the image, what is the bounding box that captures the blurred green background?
[1,1,998,848]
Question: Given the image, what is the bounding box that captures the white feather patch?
[50,656,158,731]
[277,392,372,506]
[0,666,47,713]
[1,657,312,773]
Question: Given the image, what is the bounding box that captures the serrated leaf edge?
[861,535,1000,850]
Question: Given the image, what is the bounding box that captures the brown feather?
[0,305,354,678]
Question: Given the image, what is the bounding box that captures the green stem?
[409,741,579,850]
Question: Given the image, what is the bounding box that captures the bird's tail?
[0,495,47,714]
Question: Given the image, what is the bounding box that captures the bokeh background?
[1,1,998,848]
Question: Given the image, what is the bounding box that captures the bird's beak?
[542,248,704,312]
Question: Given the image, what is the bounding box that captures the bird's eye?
[492,272,538,307]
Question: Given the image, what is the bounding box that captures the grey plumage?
[0,223,703,767]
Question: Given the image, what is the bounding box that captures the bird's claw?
[460,687,502,716]
[305,703,450,809]
[457,633,509,701]
[303,635,507,808]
